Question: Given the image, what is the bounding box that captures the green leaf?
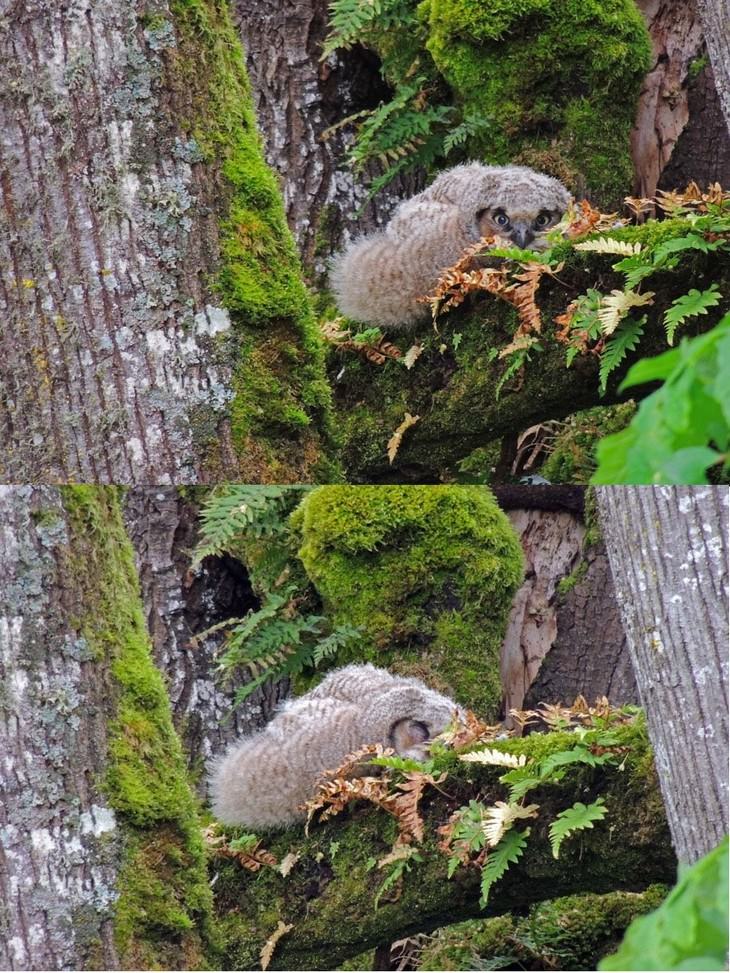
[594,314,730,485]
[664,285,722,345]
[480,828,529,907]
[620,345,683,389]
[599,837,729,971]
[549,798,608,858]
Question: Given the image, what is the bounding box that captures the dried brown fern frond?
[391,770,448,843]
[218,839,278,873]
[437,709,504,750]
[320,317,403,365]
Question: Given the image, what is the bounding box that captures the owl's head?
[386,683,466,759]
[475,165,571,250]
[429,162,572,251]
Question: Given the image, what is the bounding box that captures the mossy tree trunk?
[0,0,333,484]
[212,726,675,970]
[233,0,422,279]
[596,485,729,864]
[331,239,730,482]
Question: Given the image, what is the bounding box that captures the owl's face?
[477,205,563,250]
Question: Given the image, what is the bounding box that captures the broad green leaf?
[599,837,729,971]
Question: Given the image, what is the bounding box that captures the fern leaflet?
[664,285,722,345]
[599,317,645,394]
[548,798,608,858]
[480,828,529,907]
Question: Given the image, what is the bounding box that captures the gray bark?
[695,0,730,133]
[0,1,235,482]
[0,486,121,971]
[122,487,287,793]
[597,486,729,864]
[234,0,422,279]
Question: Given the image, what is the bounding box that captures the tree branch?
[211,729,676,970]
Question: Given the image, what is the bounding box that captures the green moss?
[211,717,673,970]
[418,886,668,970]
[61,487,214,969]
[292,486,524,714]
[423,0,651,206]
[165,0,337,481]
[542,403,637,484]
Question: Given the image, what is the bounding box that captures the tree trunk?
[121,488,287,794]
[0,487,122,971]
[498,489,639,719]
[0,0,331,484]
[596,486,729,863]
[233,0,422,279]
[524,536,639,710]
[694,0,730,133]
[0,486,212,970]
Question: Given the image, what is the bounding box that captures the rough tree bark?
[0,0,331,484]
[523,536,639,710]
[121,488,287,793]
[233,0,421,278]
[0,487,122,971]
[632,0,730,198]
[500,498,639,719]
[596,485,729,864]
[0,486,212,970]
[694,0,730,133]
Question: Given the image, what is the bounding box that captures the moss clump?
[542,403,637,484]
[61,487,213,969]
[165,1,337,481]
[422,0,651,207]
[292,486,524,714]
[417,885,668,970]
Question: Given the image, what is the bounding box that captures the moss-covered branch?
[211,724,675,970]
[331,224,730,482]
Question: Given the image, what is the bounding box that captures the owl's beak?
[510,223,535,249]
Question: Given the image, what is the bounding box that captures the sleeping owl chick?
[209,663,463,830]
[330,162,571,329]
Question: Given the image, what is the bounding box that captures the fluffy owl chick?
[209,664,462,830]
[330,162,571,329]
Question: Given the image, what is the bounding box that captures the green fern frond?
[664,285,722,345]
[599,317,645,394]
[549,798,608,858]
[480,828,529,907]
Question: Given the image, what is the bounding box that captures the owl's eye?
[493,212,510,227]
[534,212,552,228]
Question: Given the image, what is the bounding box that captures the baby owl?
[330,162,571,329]
[209,663,463,830]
